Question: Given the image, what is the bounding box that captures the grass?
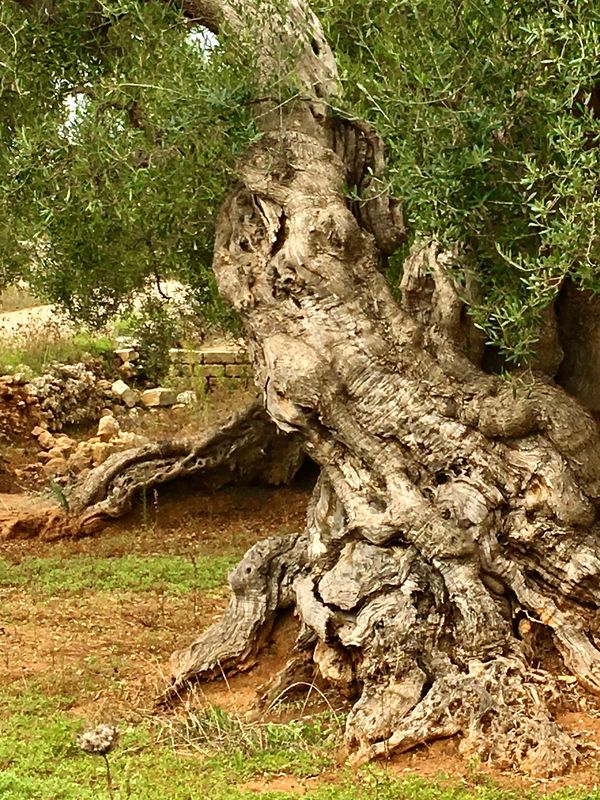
[0,553,239,595]
[159,705,340,780]
[0,687,337,800]
[0,330,114,376]
[1,686,600,800]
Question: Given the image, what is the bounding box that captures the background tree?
[0,0,248,327]
[4,0,600,776]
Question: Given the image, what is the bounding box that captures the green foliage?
[320,0,600,361]
[124,298,182,384]
[116,294,239,383]
[0,0,254,328]
[0,552,238,594]
[2,0,600,361]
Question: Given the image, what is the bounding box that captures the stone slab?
[193,364,225,379]
[224,364,252,378]
[141,387,178,407]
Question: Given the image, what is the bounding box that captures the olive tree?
[4,0,600,775]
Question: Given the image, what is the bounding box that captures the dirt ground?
[0,304,72,340]
[0,482,310,713]
[2,387,600,795]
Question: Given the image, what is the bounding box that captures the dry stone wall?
[0,376,42,441]
[0,344,253,443]
[113,342,252,394]
[0,341,255,489]
[0,363,110,437]
[167,345,252,387]
[28,363,111,430]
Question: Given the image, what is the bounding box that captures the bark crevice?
[19,0,600,776]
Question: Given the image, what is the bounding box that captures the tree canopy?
[1,0,256,325]
[1,0,599,359]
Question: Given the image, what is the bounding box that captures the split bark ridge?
[165,0,600,776]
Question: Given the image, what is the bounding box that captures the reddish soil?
[2,481,600,792]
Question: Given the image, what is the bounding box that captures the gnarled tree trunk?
[163,0,600,777]
[68,400,303,534]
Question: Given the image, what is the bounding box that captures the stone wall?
[0,363,111,436]
[0,344,254,441]
[167,345,252,388]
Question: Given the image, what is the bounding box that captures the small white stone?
[119,362,137,379]
[176,390,196,406]
[90,441,115,466]
[43,457,68,476]
[37,430,57,450]
[114,348,139,363]
[53,435,77,456]
[111,380,138,408]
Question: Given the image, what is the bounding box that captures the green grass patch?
[0,331,114,376]
[0,689,223,800]
[0,688,331,800]
[160,705,340,780]
[0,553,239,595]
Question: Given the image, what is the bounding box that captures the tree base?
[162,472,598,777]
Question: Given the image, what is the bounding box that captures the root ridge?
[161,531,308,703]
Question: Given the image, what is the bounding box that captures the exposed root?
[350,659,578,777]
[164,479,600,775]
[70,400,302,535]
[251,649,317,715]
[159,531,309,704]
[2,401,303,540]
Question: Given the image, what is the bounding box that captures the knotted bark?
[165,110,600,771]
[15,0,600,775]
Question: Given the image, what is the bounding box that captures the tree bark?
[161,0,600,777]
[0,401,302,539]
[556,281,600,411]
